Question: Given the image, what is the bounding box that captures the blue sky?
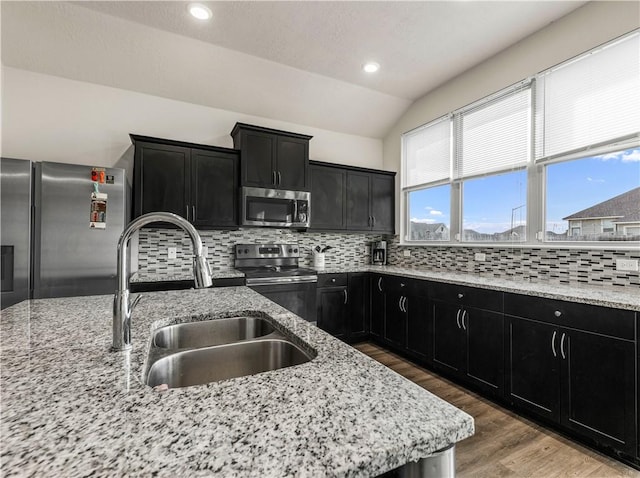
[409,147,640,234]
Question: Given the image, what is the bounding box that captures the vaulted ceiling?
[1,1,586,138]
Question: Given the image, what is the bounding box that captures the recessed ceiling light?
[363,62,380,74]
[188,3,212,20]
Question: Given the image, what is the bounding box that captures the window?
[401,30,640,247]
[463,170,527,242]
[408,185,451,241]
[545,147,640,242]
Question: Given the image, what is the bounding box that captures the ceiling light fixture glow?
[189,3,212,20]
[363,62,380,73]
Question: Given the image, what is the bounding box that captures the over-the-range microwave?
[241,186,310,228]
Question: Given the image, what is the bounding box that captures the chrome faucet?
[112,212,213,351]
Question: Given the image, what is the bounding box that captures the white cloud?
[596,148,640,162]
[587,177,605,183]
[621,149,640,162]
[430,210,443,216]
[410,217,436,224]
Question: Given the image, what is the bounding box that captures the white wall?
[1,67,383,171]
[383,1,640,231]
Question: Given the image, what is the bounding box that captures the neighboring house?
[563,187,640,238]
[410,222,449,240]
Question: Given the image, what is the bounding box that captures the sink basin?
[153,316,275,349]
[146,339,313,388]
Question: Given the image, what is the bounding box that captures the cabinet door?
[346,171,371,230]
[190,149,238,227]
[370,173,394,233]
[406,294,430,360]
[276,136,307,190]
[384,292,407,348]
[562,330,636,455]
[348,273,369,341]
[309,165,346,230]
[370,275,385,338]
[507,317,560,422]
[465,307,504,397]
[432,300,464,373]
[317,286,348,340]
[134,142,190,218]
[241,131,276,188]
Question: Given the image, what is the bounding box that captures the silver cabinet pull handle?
[192,206,196,221]
[456,309,461,329]
[377,277,383,292]
[185,205,189,220]
[272,171,276,185]
[331,278,335,282]
[560,332,566,359]
[551,330,557,357]
[277,171,282,185]
[554,310,562,318]
[343,289,348,305]
[458,293,464,299]
[398,297,403,311]
[400,283,406,287]
[462,310,467,330]
[401,296,407,313]
[372,216,376,227]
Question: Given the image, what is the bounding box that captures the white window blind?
[455,86,531,179]
[537,32,640,161]
[402,117,451,188]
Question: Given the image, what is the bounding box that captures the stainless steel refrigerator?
[1,159,127,308]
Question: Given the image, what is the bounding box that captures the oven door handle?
[246,276,318,286]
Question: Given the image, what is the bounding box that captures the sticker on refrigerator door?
[90,192,108,229]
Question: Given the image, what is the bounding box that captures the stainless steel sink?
[153,316,275,349]
[146,338,313,388]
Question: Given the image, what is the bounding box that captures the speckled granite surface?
[131,267,244,283]
[132,265,639,311]
[315,266,640,312]
[0,287,474,477]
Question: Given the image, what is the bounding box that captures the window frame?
[400,30,640,251]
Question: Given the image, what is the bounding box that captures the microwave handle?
[293,199,298,221]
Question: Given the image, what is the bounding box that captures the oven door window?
[246,197,294,223]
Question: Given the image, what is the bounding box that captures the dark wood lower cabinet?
[507,317,561,422]
[317,286,348,340]
[562,328,636,456]
[370,275,385,338]
[507,314,637,458]
[316,273,369,343]
[316,273,638,469]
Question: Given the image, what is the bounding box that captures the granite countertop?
[314,265,640,312]
[131,267,244,283]
[131,263,639,311]
[0,287,474,477]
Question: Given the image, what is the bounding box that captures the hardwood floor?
[353,342,640,478]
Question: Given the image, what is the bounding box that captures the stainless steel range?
[235,244,317,322]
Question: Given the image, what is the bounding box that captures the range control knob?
[244,248,249,254]
[294,248,298,253]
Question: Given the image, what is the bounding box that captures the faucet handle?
[129,293,142,313]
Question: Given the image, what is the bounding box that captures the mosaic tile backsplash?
[137,229,639,289]
[137,228,385,272]
[387,238,640,289]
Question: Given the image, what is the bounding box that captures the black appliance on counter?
[234,244,317,322]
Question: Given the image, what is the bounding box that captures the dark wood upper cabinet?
[309,161,395,234]
[131,135,239,228]
[231,123,311,190]
[308,163,347,230]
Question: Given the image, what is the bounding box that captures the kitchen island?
[0,286,474,477]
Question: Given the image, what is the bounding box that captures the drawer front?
[383,276,428,296]
[504,293,635,340]
[429,282,502,311]
[317,273,348,288]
